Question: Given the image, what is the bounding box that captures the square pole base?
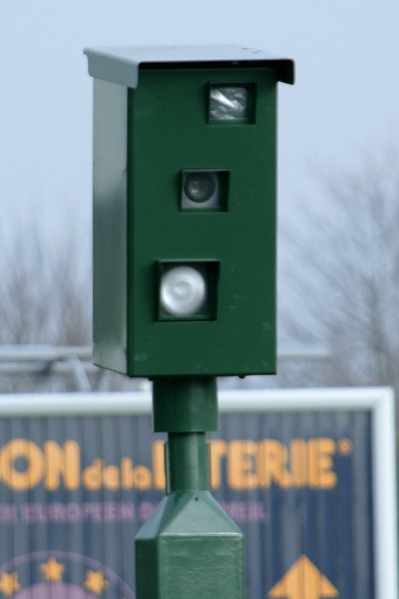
[135,490,245,599]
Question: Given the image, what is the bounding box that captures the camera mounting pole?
[135,376,245,599]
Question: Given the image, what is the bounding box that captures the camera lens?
[184,172,217,203]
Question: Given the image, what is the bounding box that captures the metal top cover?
[84,44,295,89]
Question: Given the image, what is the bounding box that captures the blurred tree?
[0,217,149,393]
[278,143,399,398]
[0,225,91,347]
[0,220,91,392]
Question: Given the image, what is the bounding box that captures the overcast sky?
[1,0,398,246]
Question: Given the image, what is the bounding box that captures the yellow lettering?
[152,441,165,490]
[103,465,120,490]
[121,459,151,490]
[208,440,227,489]
[290,439,307,487]
[0,436,339,492]
[228,441,258,490]
[82,458,103,490]
[0,439,45,490]
[132,465,152,490]
[44,441,80,490]
[257,440,292,488]
[121,458,134,488]
[308,438,337,488]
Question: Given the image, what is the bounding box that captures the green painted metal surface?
[92,79,128,373]
[165,433,209,492]
[135,491,245,599]
[127,67,277,377]
[136,377,245,599]
[92,65,278,377]
[153,377,218,432]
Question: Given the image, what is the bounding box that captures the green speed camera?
[84,45,294,377]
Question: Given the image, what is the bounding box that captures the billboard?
[0,388,396,599]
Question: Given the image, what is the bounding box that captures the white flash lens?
[160,266,207,316]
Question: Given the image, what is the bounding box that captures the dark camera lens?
[184,172,217,203]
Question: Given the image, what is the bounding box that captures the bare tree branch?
[279,143,399,395]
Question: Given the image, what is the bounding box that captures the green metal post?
[135,377,245,599]
[166,433,209,492]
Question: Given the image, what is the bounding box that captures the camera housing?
[84,45,294,377]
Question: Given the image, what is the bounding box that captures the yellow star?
[40,557,65,581]
[0,572,20,597]
[83,570,109,595]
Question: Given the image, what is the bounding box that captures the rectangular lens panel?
[157,260,220,321]
[209,84,255,123]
